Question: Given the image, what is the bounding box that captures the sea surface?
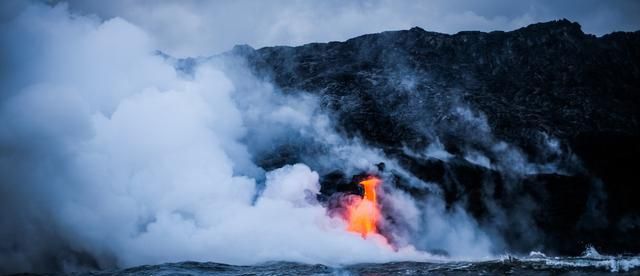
[33,252,640,275]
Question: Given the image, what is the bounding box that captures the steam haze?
[0,3,435,272]
[5,0,636,56]
[1,0,639,274]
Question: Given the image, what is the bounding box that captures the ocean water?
[40,253,640,275]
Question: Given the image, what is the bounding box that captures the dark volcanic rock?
[238,19,640,144]
[228,20,640,255]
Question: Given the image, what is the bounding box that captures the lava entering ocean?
[346,176,382,238]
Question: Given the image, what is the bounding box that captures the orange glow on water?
[347,176,381,238]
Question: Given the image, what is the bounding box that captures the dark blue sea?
[29,254,640,275]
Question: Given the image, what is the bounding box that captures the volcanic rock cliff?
[228,20,640,255]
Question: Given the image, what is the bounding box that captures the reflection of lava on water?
[346,176,382,238]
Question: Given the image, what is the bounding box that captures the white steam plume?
[0,3,495,273]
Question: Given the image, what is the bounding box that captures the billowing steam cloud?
[0,3,500,273]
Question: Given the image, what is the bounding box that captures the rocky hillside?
[229,20,640,255]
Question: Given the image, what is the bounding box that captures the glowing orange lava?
[347,176,381,238]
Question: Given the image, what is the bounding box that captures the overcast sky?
[4,0,640,57]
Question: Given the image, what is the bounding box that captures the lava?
[346,176,382,238]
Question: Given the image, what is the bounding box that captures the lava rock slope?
[230,19,639,255]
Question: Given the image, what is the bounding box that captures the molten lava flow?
[347,176,381,238]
